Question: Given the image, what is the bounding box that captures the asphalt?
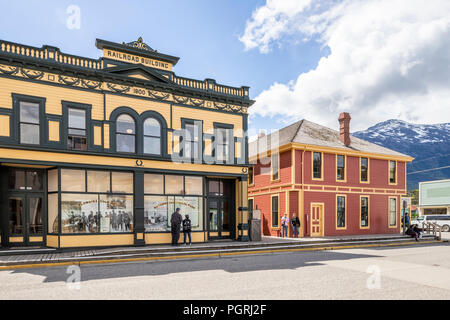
[0,241,449,299]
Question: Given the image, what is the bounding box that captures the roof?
[249,119,412,159]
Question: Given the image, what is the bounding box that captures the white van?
[413,215,450,232]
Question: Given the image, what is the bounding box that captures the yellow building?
[0,37,253,248]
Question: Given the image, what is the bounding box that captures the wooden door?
[311,204,323,237]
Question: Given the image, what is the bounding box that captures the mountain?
[353,119,450,191]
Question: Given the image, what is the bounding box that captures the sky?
[0,0,449,137]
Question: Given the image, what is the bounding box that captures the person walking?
[183,214,192,246]
[291,214,300,238]
[281,213,289,238]
[170,208,183,246]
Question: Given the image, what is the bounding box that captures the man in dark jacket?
[291,214,301,238]
[183,214,192,246]
[171,208,183,246]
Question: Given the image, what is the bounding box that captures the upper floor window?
[389,161,397,184]
[143,117,161,155]
[116,114,136,153]
[183,121,200,160]
[336,155,345,181]
[216,128,230,162]
[19,101,40,145]
[271,153,279,181]
[313,152,322,179]
[360,157,369,182]
[67,108,87,150]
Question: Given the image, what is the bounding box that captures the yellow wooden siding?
[145,232,205,244]
[93,125,102,146]
[172,105,243,136]
[0,77,104,119]
[0,115,10,136]
[48,120,60,142]
[59,234,134,248]
[46,235,59,248]
[167,131,173,154]
[235,141,241,158]
[205,138,212,156]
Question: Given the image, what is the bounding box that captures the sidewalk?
[0,233,443,270]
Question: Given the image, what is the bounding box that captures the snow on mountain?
[353,119,450,190]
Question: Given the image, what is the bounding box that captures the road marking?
[0,240,441,271]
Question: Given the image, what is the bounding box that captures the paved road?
[0,242,449,300]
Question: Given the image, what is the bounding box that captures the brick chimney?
[338,112,351,146]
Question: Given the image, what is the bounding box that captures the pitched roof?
[249,119,412,159]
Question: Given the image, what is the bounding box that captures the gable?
[103,65,171,84]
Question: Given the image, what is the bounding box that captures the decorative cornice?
[122,37,155,52]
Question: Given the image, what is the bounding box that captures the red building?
[248,114,414,238]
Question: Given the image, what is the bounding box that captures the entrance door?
[310,204,324,237]
[207,179,233,239]
[8,194,44,246]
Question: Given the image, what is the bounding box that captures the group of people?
[66,210,132,233]
[170,208,192,246]
[281,213,301,238]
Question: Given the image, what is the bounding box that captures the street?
[0,242,449,300]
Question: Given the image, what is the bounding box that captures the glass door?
[8,194,44,246]
[207,179,234,240]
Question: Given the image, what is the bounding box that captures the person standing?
[171,208,183,246]
[183,214,192,246]
[281,213,289,238]
[291,214,300,238]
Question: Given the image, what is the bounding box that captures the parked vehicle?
[412,215,450,232]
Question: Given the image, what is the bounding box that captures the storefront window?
[144,195,202,232]
[48,193,59,234]
[99,195,134,233]
[61,193,99,233]
[61,169,85,192]
[48,169,58,192]
[112,172,133,194]
[88,171,111,193]
[144,174,164,194]
[185,176,203,195]
[165,175,184,194]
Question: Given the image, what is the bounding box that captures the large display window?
[144,174,204,232]
[51,169,134,234]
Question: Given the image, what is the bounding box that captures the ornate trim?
[173,95,189,104]
[58,74,80,86]
[0,65,19,75]
[20,68,44,80]
[81,79,102,89]
[107,82,131,93]
[123,37,155,52]
[148,90,170,100]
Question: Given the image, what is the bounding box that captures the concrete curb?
[0,239,443,271]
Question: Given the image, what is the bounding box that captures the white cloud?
[241,0,450,131]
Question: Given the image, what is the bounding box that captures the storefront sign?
[104,49,172,71]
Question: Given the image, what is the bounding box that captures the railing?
[422,221,442,239]
[0,40,103,70]
[172,75,248,99]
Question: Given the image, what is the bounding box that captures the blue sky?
[1,0,448,135]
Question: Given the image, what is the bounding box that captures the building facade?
[419,179,450,216]
[249,114,413,237]
[0,37,253,248]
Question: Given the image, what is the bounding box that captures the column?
[134,171,145,246]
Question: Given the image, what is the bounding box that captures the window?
[67,108,87,150]
[216,127,230,162]
[248,199,254,215]
[8,169,43,191]
[183,121,200,160]
[248,166,254,185]
[271,196,279,228]
[337,155,345,181]
[19,101,40,145]
[116,114,136,153]
[313,152,322,179]
[389,198,397,227]
[59,169,134,234]
[143,174,204,232]
[337,196,346,228]
[271,153,279,181]
[360,158,369,182]
[389,161,397,184]
[361,197,369,228]
[143,118,161,155]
